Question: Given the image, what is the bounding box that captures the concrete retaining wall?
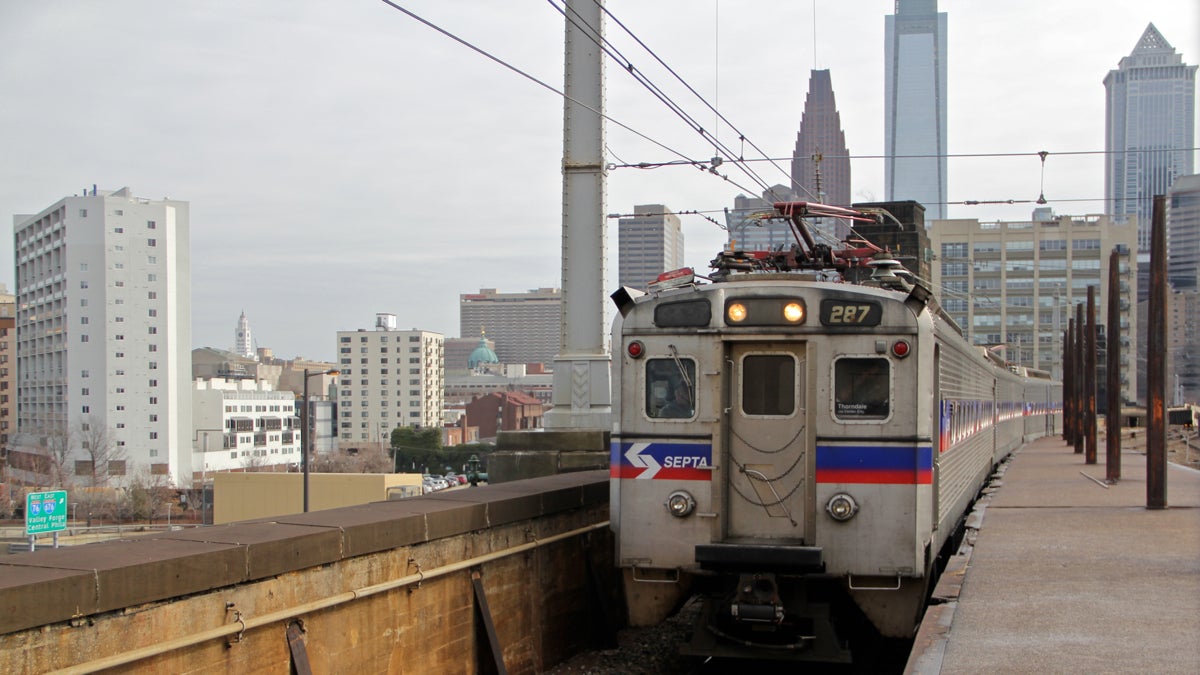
[0,471,615,674]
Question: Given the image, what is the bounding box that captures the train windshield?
[646,358,696,419]
[741,354,796,416]
[834,357,890,420]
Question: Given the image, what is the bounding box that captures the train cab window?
[742,355,795,416]
[834,357,890,420]
[647,358,696,419]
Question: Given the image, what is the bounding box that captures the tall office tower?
[928,209,1138,403]
[460,288,561,366]
[234,310,254,359]
[724,184,796,252]
[618,204,684,290]
[1104,24,1196,253]
[335,314,443,450]
[1168,175,1200,290]
[792,70,853,241]
[11,187,192,486]
[884,0,948,220]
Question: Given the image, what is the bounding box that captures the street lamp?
[302,368,340,512]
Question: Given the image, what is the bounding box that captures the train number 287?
[820,300,882,326]
[828,305,873,323]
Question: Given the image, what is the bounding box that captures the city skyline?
[1,1,1197,361]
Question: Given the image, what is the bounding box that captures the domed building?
[468,329,500,372]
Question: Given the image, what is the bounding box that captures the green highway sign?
[26,490,68,535]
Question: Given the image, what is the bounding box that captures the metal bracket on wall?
[472,567,509,675]
[287,620,313,675]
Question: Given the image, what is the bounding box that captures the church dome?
[468,330,500,369]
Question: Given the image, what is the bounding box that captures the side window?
[646,357,696,419]
[742,354,795,416]
[834,357,890,420]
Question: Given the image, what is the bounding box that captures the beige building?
[213,471,424,524]
[928,209,1138,402]
[336,313,444,452]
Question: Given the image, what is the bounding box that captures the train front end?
[610,260,939,662]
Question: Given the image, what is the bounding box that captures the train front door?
[723,342,813,543]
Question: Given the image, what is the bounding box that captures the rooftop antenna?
[813,0,818,68]
[713,0,720,157]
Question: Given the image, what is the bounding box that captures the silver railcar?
[609,203,1061,662]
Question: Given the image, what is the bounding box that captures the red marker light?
[627,341,645,358]
[892,340,910,358]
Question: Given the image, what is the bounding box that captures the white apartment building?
[192,378,299,475]
[11,187,191,486]
[336,314,443,450]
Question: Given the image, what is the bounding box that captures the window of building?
[147,239,156,247]
[148,309,157,317]
[81,335,89,343]
[941,242,968,258]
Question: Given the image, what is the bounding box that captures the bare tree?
[26,423,75,487]
[241,448,271,472]
[312,446,392,474]
[75,415,126,488]
[123,467,176,524]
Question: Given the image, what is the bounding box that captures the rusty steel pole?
[1080,303,1089,451]
[1085,286,1098,464]
[1062,328,1070,440]
[1147,195,1167,509]
[1065,320,1075,445]
[1070,319,1080,446]
[1106,249,1122,482]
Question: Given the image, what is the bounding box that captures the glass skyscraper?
[884,0,948,220]
[1104,23,1196,253]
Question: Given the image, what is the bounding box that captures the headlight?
[783,302,804,323]
[826,493,858,522]
[727,303,747,323]
[665,491,696,518]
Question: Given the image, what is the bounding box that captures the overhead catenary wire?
[582,0,822,202]
[375,0,702,177]
[548,0,795,201]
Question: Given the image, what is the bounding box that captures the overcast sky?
[1,1,1197,362]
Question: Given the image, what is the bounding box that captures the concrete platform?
[909,436,1200,674]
